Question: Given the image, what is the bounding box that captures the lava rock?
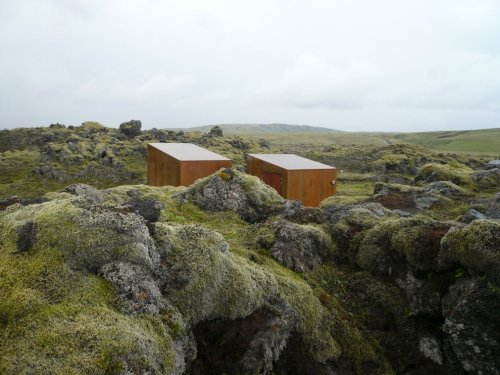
[207,125,223,137]
[463,208,487,223]
[119,120,142,138]
[267,220,332,272]
[485,193,500,219]
[178,168,284,222]
[126,198,165,222]
[442,278,500,374]
[16,221,37,252]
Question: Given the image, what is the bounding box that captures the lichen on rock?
[177,168,285,222]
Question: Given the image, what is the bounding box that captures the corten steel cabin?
[147,143,232,187]
[247,154,337,207]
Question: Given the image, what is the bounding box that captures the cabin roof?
[148,143,230,161]
[248,154,335,170]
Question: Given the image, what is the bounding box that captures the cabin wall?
[247,157,288,196]
[147,144,180,186]
[247,156,337,207]
[180,160,232,186]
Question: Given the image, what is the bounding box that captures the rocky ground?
[0,123,499,374]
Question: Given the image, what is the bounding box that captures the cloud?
[0,0,499,131]
[254,52,383,109]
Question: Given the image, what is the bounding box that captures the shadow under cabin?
[147,143,232,187]
[247,153,337,207]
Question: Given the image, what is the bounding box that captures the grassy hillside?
[240,127,500,156]
[392,128,500,154]
[167,123,341,135]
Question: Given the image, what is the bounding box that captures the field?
[238,127,500,156]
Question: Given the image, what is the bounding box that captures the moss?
[80,121,106,131]
[439,220,500,284]
[356,217,452,275]
[154,223,277,324]
[416,162,474,188]
[277,275,341,363]
[0,242,174,374]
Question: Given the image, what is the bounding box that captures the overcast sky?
[1,0,500,131]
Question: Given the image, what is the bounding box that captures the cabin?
[247,154,337,207]
[147,143,232,187]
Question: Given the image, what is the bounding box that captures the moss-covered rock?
[256,220,333,272]
[177,168,285,222]
[439,219,500,284]
[442,278,500,374]
[356,217,452,276]
[415,162,474,188]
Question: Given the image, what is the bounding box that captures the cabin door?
[262,172,283,195]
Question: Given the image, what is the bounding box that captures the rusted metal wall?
[247,155,337,207]
[148,144,232,187]
[147,144,180,186]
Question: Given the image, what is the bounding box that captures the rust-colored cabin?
[147,143,232,187]
[247,154,337,207]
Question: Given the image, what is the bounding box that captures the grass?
[239,128,500,156]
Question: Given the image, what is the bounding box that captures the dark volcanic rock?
[463,208,487,223]
[207,125,223,137]
[0,197,49,211]
[442,278,500,374]
[486,193,500,219]
[126,197,164,222]
[190,297,297,375]
[119,119,142,138]
[16,221,37,252]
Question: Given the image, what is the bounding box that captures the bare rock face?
[177,168,285,222]
[442,278,500,375]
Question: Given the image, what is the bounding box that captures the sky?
[1,0,500,132]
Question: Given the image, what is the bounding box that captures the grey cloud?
[0,0,499,131]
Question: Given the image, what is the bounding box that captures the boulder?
[462,209,487,223]
[439,220,500,284]
[415,162,473,187]
[471,168,500,190]
[259,220,332,272]
[177,168,284,222]
[485,193,500,219]
[442,278,500,374]
[119,120,142,138]
[207,125,223,137]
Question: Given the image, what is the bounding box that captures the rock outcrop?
[177,168,285,222]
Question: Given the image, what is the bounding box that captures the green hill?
[392,128,500,154]
[167,123,341,135]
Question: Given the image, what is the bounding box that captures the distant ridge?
[167,123,341,135]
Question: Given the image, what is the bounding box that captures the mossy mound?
[415,162,473,188]
[0,184,367,374]
[356,217,452,276]
[255,220,333,272]
[177,168,285,222]
[439,219,500,284]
